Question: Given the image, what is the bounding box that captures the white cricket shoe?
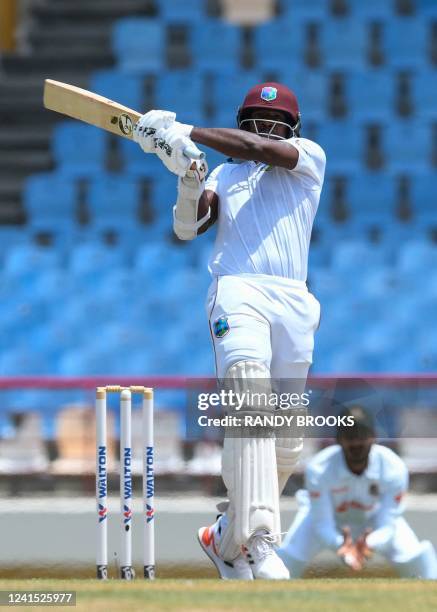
[198,515,253,580]
[242,530,290,580]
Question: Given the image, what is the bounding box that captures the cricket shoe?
[198,516,253,580]
[242,530,290,580]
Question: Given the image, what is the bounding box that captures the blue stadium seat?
[160,0,205,22]
[116,347,157,376]
[158,270,201,307]
[312,325,345,367]
[349,294,390,323]
[48,300,93,343]
[347,174,396,223]
[58,346,121,376]
[308,242,330,269]
[0,226,29,251]
[151,174,178,217]
[92,321,150,356]
[357,268,399,298]
[324,325,402,372]
[280,0,327,20]
[280,69,327,122]
[87,174,141,229]
[28,320,78,364]
[410,172,437,219]
[52,122,107,176]
[4,390,57,414]
[321,19,367,70]
[120,139,165,176]
[94,267,134,295]
[349,0,395,18]
[0,295,47,349]
[418,328,437,372]
[317,121,363,172]
[134,242,191,278]
[418,0,437,16]
[412,71,437,120]
[90,70,144,111]
[112,18,165,73]
[31,269,75,306]
[4,244,61,281]
[347,71,394,122]
[385,122,431,171]
[391,294,436,330]
[212,70,264,126]
[68,242,127,279]
[331,239,388,272]
[308,267,344,302]
[211,108,238,129]
[384,18,427,69]
[397,240,437,274]
[0,348,51,375]
[23,172,78,231]
[193,20,242,71]
[155,71,206,125]
[253,20,303,72]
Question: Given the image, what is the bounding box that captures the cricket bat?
[43,79,203,159]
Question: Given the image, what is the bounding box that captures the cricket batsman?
[133,82,325,579]
[279,406,437,579]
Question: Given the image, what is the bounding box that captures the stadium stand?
[1,0,437,386]
[159,0,207,23]
[193,19,243,71]
[112,18,165,73]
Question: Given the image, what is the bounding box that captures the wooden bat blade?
[43,79,141,140]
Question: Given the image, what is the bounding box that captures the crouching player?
[279,406,437,579]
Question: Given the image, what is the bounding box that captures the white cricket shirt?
[304,444,408,552]
[205,137,326,281]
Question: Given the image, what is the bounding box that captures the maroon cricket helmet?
[237,82,300,127]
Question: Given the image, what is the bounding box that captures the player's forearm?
[191,127,296,167]
[191,127,262,159]
[317,525,344,550]
[365,525,394,552]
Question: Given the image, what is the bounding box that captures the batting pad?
[218,360,280,560]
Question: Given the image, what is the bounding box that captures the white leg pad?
[218,360,281,560]
[273,369,308,495]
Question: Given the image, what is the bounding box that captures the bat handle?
[183,143,204,160]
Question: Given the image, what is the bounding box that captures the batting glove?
[133,109,175,153]
[133,109,193,154]
[154,124,202,177]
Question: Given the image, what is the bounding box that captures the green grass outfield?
[0,579,436,612]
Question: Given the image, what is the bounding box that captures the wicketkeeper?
[133,82,325,579]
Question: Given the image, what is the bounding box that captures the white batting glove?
[133,110,194,155]
[133,110,176,153]
[154,125,202,177]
